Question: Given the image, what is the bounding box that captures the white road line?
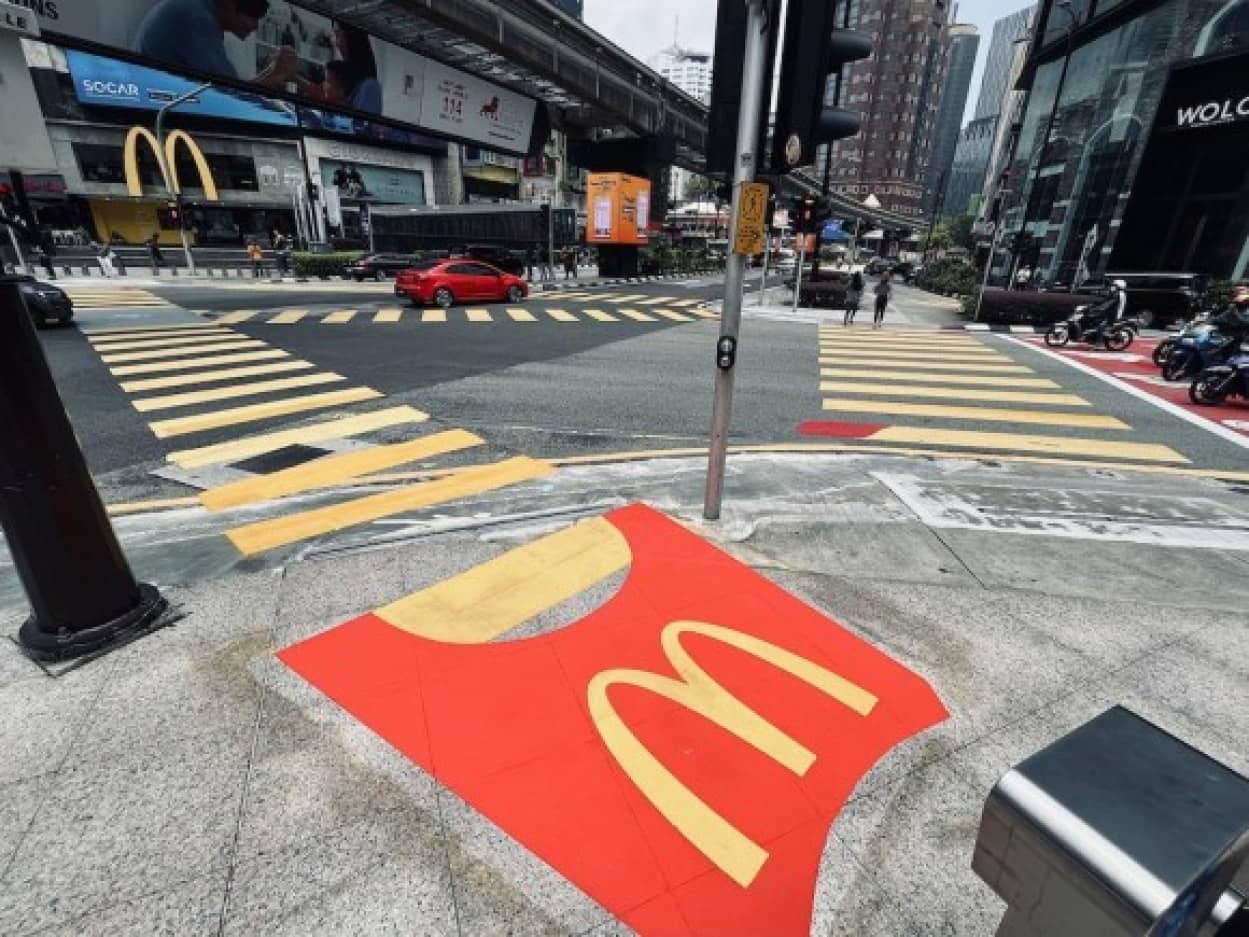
[1006,336,1249,453]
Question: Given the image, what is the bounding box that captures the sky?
[582,0,1035,127]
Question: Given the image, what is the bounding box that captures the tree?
[947,213,976,251]
[683,174,717,204]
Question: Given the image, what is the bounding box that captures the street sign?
[0,0,39,36]
[733,181,769,255]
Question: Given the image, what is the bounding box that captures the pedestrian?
[273,234,290,276]
[539,246,553,282]
[563,247,577,280]
[844,269,864,326]
[872,271,892,329]
[96,241,116,278]
[146,233,165,276]
[247,239,265,278]
[1014,265,1032,291]
[526,245,536,281]
[38,228,57,280]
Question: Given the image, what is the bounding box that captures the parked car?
[17,276,73,327]
[464,245,525,277]
[344,253,416,281]
[394,260,528,308]
[1100,272,1211,329]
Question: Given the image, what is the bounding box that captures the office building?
[924,23,979,218]
[944,115,997,218]
[650,45,713,202]
[974,6,1037,121]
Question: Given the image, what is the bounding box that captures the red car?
[394,259,528,308]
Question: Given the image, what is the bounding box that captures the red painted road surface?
[281,504,948,937]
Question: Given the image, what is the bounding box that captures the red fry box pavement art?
[279,503,948,936]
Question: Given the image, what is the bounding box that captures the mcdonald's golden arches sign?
[122,126,218,201]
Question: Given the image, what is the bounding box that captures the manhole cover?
[230,444,330,475]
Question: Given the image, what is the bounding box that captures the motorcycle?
[1045,305,1139,351]
[1189,351,1249,406]
[1160,323,1237,382]
[1153,311,1211,367]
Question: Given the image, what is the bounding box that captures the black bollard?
[0,277,165,661]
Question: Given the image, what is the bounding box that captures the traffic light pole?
[703,0,770,520]
[0,278,165,660]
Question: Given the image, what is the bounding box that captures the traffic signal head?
[770,0,873,174]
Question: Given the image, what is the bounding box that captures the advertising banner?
[585,173,651,245]
[19,0,538,154]
[1158,48,1249,133]
[320,159,425,205]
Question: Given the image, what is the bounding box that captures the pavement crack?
[214,686,268,937]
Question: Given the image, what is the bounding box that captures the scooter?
[1160,323,1236,381]
[1189,351,1249,406]
[1045,306,1139,351]
[1153,311,1211,367]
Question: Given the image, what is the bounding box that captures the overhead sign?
[123,126,218,201]
[0,0,38,36]
[280,505,947,937]
[733,181,769,256]
[585,173,652,245]
[1158,50,1249,133]
[22,0,539,155]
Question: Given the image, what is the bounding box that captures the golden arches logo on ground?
[123,126,219,201]
[279,504,947,937]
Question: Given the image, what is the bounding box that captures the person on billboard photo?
[299,20,382,115]
[135,0,298,88]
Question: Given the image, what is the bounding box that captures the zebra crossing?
[84,322,554,556]
[801,325,1189,465]
[208,294,717,327]
[65,287,170,309]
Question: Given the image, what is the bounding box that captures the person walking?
[38,228,57,280]
[563,247,577,280]
[526,245,536,282]
[872,271,892,329]
[96,241,117,278]
[247,239,265,278]
[539,246,554,282]
[146,233,165,276]
[844,269,864,326]
[273,233,290,276]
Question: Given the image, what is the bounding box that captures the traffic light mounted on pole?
[769,0,874,174]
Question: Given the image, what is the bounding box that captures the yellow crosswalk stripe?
[323,310,357,324]
[604,294,649,304]
[582,309,618,322]
[818,382,1089,406]
[545,308,577,322]
[867,427,1188,464]
[818,344,1005,361]
[466,308,493,322]
[821,398,1127,429]
[100,340,265,364]
[374,308,403,323]
[819,356,1030,373]
[269,309,308,324]
[225,455,554,556]
[375,516,629,642]
[149,387,383,439]
[652,308,693,322]
[819,368,1058,388]
[687,308,719,319]
[200,429,484,511]
[669,299,702,308]
[507,307,537,322]
[119,360,315,393]
[166,405,429,469]
[132,373,347,412]
[617,308,658,322]
[88,332,246,353]
[217,311,259,324]
[89,328,232,344]
[109,349,290,377]
[551,292,593,299]
[818,335,989,348]
[636,296,677,305]
[423,309,447,323]
[85,322,220,337]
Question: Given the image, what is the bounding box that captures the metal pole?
[703,0,770,520]
[974,225,1003,322]
[547,199,555,280]
[791,240,807,313]
[155,82,211,277]
[0,278,165,660]
[758,229,771,305]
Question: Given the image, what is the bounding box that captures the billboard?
[19,0,539,155]
[320,159,425,205]
[585,173,651,245]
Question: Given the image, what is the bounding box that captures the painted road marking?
[323,310,358,324]
[820,368,1058,388]
[818,382,1089,406]
[467,308,493,322]
[86,332,247,352]
[84,322,221,336]
[688,308,720,319]
[119,360,315,393]
[506,307,537,322]
[544,308,577,322]
[132,372,347,412]
[167,405,429,469]
[374,515,631,643]
[636,296,677,305]
[226,454,553,555]
[201,429,483,511]
[604,294,649,304]
[818,338,994,352]
[669,299,702,307]
[617,308,658,322]
[652,308,694,322]
[818,345,1007,362]
[582,309,618,322]
[819,356,1030,374]
[99,340,266,364]
[869,426,1188,463]
[374,308,403,323]
[64,288,168,308]
[423,309,447,323]
[821,398,1127,429]
[278,504,947,937]
[268,309,309,324]
[109,349,290,377]
[89,328,233,344]
[217,311,259,324]
[149,387,383,439]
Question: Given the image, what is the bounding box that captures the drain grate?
[230,444,331,475]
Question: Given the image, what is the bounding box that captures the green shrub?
[291,251,364,279]
[916,258,978,297]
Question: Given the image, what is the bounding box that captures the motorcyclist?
[1210,282,1249,348]
[1082,278,1128,343]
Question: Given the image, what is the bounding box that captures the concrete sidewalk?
[741,281,964,328]
[1,451,1247,936]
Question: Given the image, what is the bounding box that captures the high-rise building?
[825,0,954,221]
[973,6,1035,121]
[944,115,996,218]
[924,23,979,219]
[650,45,713,202]
[550,0,584,20]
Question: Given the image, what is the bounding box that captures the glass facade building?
[924,25,980,219]
[995,0,1249,285]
